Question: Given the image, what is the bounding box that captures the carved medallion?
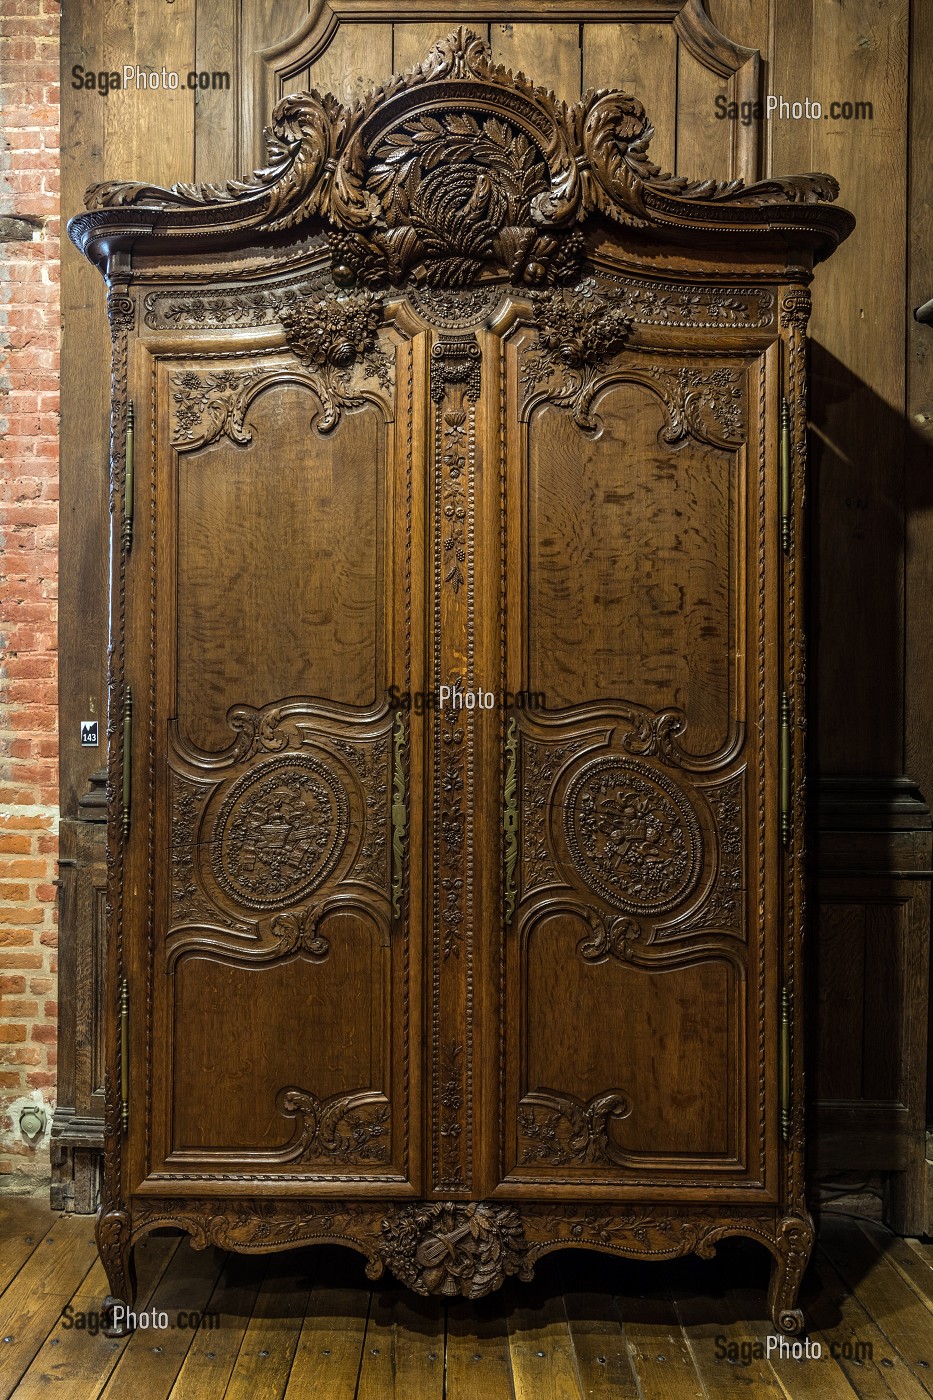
[407,284,502,329]
[211,754,349,910]
[380,1201,532,1298]
[563,757,702,915]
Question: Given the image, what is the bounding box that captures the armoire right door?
[497,280,781,1203]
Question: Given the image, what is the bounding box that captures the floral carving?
[646,364,746,446]
[276,1086,390,1164]
[171,368,263,449]
[677,775,744,936]
[518,1089,632,1166]
[522,279,634,428]
[78,30,851,286]
[276,290,392,431]
[564,757,703,916]
[522,735,593,892]
[439,1040,465,1187]
[380,1202,533,1298]
[332,737,389,891]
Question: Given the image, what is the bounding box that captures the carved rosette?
[380,1202,533,1298]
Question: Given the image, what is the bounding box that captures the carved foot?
[768,1215,813,1335]
[101,1295,134,1338]
[96,1208,137,1329]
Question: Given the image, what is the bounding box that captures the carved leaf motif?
[275,290,392,432]
[276,1086,391,1164]
[518,1089,632,1166]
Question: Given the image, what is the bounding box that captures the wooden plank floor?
[2,1201,933,1398]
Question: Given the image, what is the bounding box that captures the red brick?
[0,1026,27,1043]
[2,1048,42,1066]
[1,953,44,970]
[30,1024,56,1045]
[0,976,28,995]
[4,1000,39,1018]
[0,1073,23,1090]
[26,1071,56,1090]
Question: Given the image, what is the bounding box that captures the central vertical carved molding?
[430,338,481,1193]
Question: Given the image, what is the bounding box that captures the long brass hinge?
[779,690,791,847]
[391,711,407,919]
[120,977,129,1133]
[121,685,132,840]
[780,986,790,1143]
[503,717,518,923]
[780,395,791,553]
[122,400,134,552]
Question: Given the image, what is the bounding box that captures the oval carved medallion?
[563,757,702,915]
[211,754,349,910]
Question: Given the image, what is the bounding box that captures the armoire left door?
[124,313,426,1199]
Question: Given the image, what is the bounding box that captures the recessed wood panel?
[526,382,736,755]
[171,912,387,1155]
[522,916,737,1161]
[175,389,385,752]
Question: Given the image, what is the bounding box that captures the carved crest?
[75,29,852,281]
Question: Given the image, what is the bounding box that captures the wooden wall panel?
[805,0,908,777]
[905,2,933,837]
[393,21,489,71]
[489,22,581,103]
[674,39,733,180]
[194,0,238,182]
[304,24,394,103]
[582,24,677,175]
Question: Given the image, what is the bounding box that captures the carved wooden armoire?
[68,30,852,1333]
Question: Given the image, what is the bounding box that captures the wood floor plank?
[0,1213,97,1400]
[809,1249,930,1400]
[506,1279,584,1400]
[167,1253,266,1400]
[721,1290,857,1400]
[283,1250,370,1400]
[100,1239,227,1400]
[669,1279,786,1396]
[445,1296,515,1400]
[819,1217,933,1397]
[355,1287,445,1400]
[862,1229,933,1315]
[221,1253,315,1400]
[615,1283,706,1399]
[555,1257,639,1400]
[11,1234,180,1399]
[0,1200,58,1299]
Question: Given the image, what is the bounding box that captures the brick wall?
[0,0,61,1179]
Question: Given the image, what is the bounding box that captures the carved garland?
[122,1198,813,1332]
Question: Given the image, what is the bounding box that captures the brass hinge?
[503,717,519,923]
[121,685,132,840]
[120,977,129,1134]
[122,400,134,552]
[780,986,790,1143]
[391,711,407,919]
[779,690,791,847]
[780,395,791,553]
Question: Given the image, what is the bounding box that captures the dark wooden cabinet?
[68,30,852,1334]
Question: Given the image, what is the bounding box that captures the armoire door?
[496,286,780,1201]
[128,314,426,1195]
